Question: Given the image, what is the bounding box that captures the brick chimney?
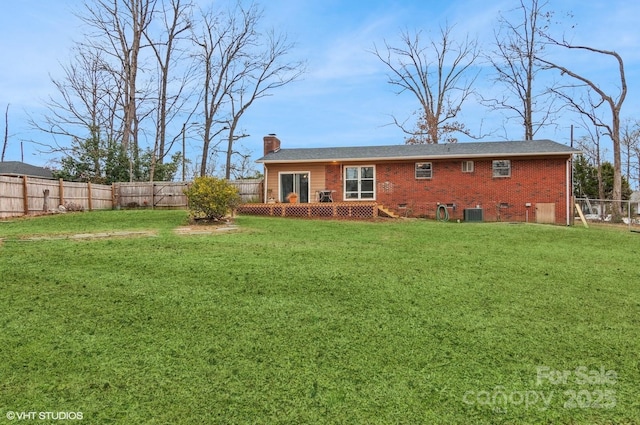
[263,134,281,156]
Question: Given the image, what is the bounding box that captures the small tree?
[52,131,130,184]
[573,156,632,200]
[486,0,558,140]
[371,25,479,144]
[140,150,183,181]
[184,176,240,221]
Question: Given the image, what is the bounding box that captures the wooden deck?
[237,202,387,219]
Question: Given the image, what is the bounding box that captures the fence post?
[260,180,264,203]
[112,183,117,209]
[59,178,65,206]
[87,182,93,211]
[184,182,190,209]
[22,175,29,215]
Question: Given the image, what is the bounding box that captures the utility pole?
[182,123,186,181]
[1,104,9,162]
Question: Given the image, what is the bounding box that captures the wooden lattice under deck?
[237,202,380,219]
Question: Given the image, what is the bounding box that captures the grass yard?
[1,210,639,424]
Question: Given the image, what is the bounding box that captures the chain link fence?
[575,198,640,231]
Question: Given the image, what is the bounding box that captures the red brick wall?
[322,156,571,224]
[325,163,342,200]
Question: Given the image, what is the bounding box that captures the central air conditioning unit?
[464,208,483,222]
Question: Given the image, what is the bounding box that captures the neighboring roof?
[0,161,55,179]
[257,139,580,163]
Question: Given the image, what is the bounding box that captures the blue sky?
[1,0,639,172]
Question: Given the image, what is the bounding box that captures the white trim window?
[344,165,375,200]
[462,160,474,173]
[492,160,511,177]
[415,162,433,179]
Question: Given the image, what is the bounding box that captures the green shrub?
[184,177,241,221]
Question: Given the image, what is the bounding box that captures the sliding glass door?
[279,172,309,203]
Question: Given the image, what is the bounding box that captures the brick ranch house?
[245,134,579,224]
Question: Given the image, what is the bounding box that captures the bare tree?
[29,0,300,181]
[34,0,183,182]
[634,143,640,191]
[537,40,627,219]
[620,119,640,190]
[29,44,132,183]
[32,46,120,143]
[29,0,198,182]
[30,44,126,181]
[229,148,258,179]
[191,3,240,177]
[371,25,479,144]
[144,0,193,181]
[485,0,558,140]
[192,1,303,177]
[222,27,304,179]
[79,0,157,180]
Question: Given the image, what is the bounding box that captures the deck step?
[377,205,399,218]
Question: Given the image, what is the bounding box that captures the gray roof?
[258,139,579,163]
[0,161,55,179]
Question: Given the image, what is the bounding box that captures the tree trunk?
[612,115,623,221]
[43,189,50,212]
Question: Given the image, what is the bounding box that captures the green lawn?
[1,211,639,424]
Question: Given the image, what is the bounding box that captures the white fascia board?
[257,151,578,164]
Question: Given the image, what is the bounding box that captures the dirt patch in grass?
[1,226,239,242]
[2,225,240,241]
[174,216,239,235]
[8,230,159,241]
[173,224,239,235]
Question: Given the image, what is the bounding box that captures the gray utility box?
[464,208,483,222]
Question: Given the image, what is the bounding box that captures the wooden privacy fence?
[231,179,263,203]
[0,176,264,218]
[0,176,113,218]
[116,182,191,209]
[115,179,263,208]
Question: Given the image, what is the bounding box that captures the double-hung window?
[344,166,375,199]
[415,162,433,179]
[492,160,511,177]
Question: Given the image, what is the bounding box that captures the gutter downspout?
[263,165,268,202]
[566,158,571,226]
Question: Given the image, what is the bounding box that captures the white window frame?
[343,165,375,200]
[462,160,474,173]
[415,162,433,179]
[492,160,511,177]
